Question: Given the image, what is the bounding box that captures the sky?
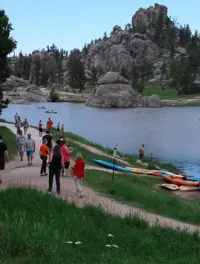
[1,0,200,55]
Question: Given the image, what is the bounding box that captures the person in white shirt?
[16,130,26,161]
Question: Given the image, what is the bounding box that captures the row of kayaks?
[92,159,200,191]
[37,106,58,114]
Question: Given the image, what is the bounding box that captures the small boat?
[163,176,200,187]
[37,106,46,109]
[161,184,179,191]
[160,170,200,181]
[92,159,132,173]
[45,110,58,114]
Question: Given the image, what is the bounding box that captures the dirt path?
[70,139,130,165]
[0,122,200,233]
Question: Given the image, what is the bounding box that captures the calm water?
[1,103,200,175]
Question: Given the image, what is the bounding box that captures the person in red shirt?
[71,152,85,198]
[46,118,53,132]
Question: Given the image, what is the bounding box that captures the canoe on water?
[45,110,58,114]
[92,159,132,173]
[163,176,200,187]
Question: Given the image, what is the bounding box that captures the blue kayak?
[92,159,132,173]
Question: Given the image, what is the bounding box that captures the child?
[39,139,49,176]
[71,153,85,198]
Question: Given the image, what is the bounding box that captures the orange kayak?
[163,176,200,187]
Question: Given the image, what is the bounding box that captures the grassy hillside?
[84,170,200,225]
[0,126,18,156]
[0,188,200,264]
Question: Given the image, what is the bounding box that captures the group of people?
[14,113,85,198]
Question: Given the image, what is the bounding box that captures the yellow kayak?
[125,167,159,175]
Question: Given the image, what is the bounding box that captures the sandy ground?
[1,122,200,233]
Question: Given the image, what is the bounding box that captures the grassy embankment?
[51,128,178,172]
[1,188,200,264]
[143,84,200,106]
[0,125,18,158]
[84,170,200,225]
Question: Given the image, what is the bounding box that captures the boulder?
[2,76,47,104]
[85,72,138,108]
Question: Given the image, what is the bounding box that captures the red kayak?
[152,171,190,178]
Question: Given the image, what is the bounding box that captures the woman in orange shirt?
[39,139,49,176]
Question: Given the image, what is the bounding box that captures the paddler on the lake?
[139,144,144,159]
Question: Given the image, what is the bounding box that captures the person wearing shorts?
[59,138,73,178]
[25,133,36,166]
[16,130,26,161]
[42,130,53,162]
[0,135,9,185]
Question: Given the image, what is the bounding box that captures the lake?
[1,102,200,175]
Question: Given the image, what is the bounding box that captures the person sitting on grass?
[39,139,49,176]
[71,153,85,198]
[0,135,9,185]
[25,133,36,166]
[48,144,64,195]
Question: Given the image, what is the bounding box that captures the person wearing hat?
[25,133,36,166]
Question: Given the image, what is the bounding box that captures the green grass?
[143,84,200,100]
[84,170,200,225]
[0,126,18,157]
[51,128,178,171]
[1,188,200,264]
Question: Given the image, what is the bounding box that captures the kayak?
[92,159,132,173]
[179,186,200,191]
[45,110,58,114]
[160,170,200,181]
[125,167,159,175]
[153,171,189,177]
[161,184,179,191]
[163,176,200,187]
[37,106,46,109]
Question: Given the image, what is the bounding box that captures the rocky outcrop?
[2,76,47,104]
[85,72,161,108]
[132,3,168,33]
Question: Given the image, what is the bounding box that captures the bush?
[49,88,59,102]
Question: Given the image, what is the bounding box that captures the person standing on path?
[22,119,29,135]
[38,120,43,137]
[46,118,53,132]
[71,153,85,198]
[59,138,73,178]
[48,144,64,195]
[42,130,53,163]
[39,139,49,176]
[25,133,36,166]
[139,144,144,159]
[16,130,26,161]
[0,135,9,185]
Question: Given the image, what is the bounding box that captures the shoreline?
[0,118,179,172]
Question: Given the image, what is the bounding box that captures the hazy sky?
[2,0,200,55]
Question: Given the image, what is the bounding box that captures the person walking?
[15,117,23,135]
[71,153,85,198]
[25,133,36,166]
[16,130,26,161]
[48,144,64,195]
[22,119,29,135]
[42,130,53,163]
[14,113,19,124]
[38,120,43,137]
[0,135,9,185]
[59,138,73,178]
[39,139,49,176]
